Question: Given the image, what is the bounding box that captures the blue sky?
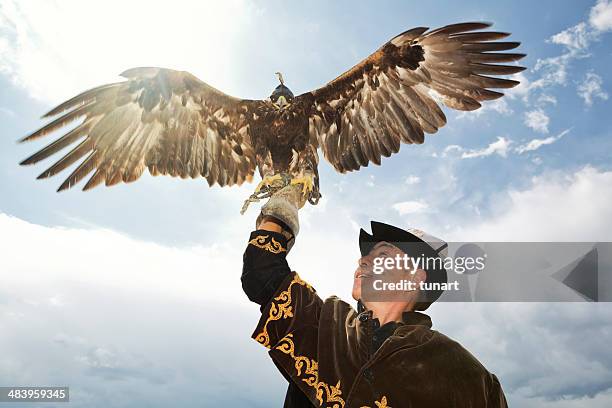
[1,0,612,407]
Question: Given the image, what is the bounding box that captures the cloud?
[590,0,612,32]
[577,72,609,106]
[0,212,245,305]
[431,302,612,404]
[524,109,550,133]
[443,137,512,159]
[463,137,512,158]
[449,166,612,241]
[518,1,612,103]
[366,174,376,187]
[441,129,569,161]
[437,166,612,403]
[2,165,612,406]
[507,72,531,101]
[550,22,592,51]
[405,175,421,185]
[530,53,573,92]
[537,94,558,106]
[516,129,571,154]
[392,200,429,215]
[441,137,511,159]
[0,211,298,406]
[0,0,255,103]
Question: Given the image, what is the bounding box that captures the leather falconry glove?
[255,183,307,253]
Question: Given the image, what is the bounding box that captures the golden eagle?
[18,22,525,211]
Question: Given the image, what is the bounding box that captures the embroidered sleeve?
[250,271,337,407]
[250,271,321,349]
[244,229,339,407]
[242,230,291,309]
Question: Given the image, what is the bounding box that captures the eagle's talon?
[255,173,284,193]
[290,175,315,197]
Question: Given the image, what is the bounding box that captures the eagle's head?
[270,72,294,110]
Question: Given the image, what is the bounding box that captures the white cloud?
[0,0,254,103]
[519,0,612,103]
[0,212,243,304]
[524,109,550,133]
[441,129,569,161]
[2,164,612,406]
[590,0,612,32]
[507,72,531,101]
[516,128,571,154]
[449,166,612,241]
[441,137,512,159]
[530,24,592,96]
[431,302,612,406]
[392,200,429,215]
[436,167,612,404]
[550,22,592,51]
[366,174,375,187]
[441,145,462,156]
[405,175,421,185]
[577,72,609,106]
[0,211,293,405]
[463,136,512,158]
[531,53,573,91]
[537,94,558,106]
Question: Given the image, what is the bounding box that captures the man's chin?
[351,285,361,302]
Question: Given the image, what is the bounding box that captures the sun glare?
[0,0,254,103]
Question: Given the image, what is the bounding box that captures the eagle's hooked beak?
[275,95,289,109]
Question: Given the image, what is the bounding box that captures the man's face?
[352,241,415,301]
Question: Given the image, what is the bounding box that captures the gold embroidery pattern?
[361,396,391,408]
[248,234,286,254]
[276,333,345,408]
[255,274,313,348]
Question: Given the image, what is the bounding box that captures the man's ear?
[414,268,427,285]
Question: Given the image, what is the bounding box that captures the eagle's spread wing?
[298,22,526,172]
[19,67,262,191]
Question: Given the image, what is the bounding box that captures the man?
[242,185,507,407]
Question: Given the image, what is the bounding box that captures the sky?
[1,0,612,406]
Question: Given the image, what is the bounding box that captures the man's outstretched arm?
[241,216,293,310]
[241,183,305,309]
[241,187,326,407]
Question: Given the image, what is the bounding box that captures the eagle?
[18,22,525,212]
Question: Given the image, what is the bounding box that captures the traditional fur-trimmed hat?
[359,221,448,310]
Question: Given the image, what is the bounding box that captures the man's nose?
[358,256,371,268]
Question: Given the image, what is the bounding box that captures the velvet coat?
[242,230,508,408]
